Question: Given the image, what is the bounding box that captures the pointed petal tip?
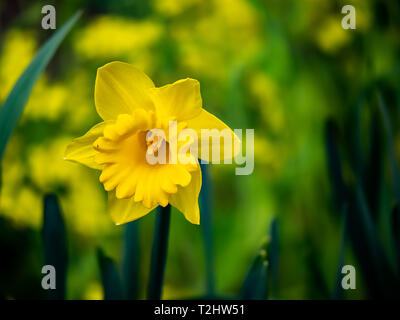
[187,214,200,225]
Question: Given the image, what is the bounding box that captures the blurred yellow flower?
[153,0,200,16]
[75,16,161,59]
[1,164,42,228]
[249,72,284,133]
[74,16,162,74]
[172,0,260,79]
[24,80,68,121]
[65,62,237,225]
[315,16,351,53]
[0,29,36,101]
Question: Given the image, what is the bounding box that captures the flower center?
[92,110,198,208]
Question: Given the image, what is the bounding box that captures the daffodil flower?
[65,62,238,225]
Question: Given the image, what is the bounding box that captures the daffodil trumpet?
[65,61,240,225]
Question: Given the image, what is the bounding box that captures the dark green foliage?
[392,204,400,273]
[147,205,171,299]
[122,221,140,300]
[240,243,268,300]
[325,119,347,210]
[0,216,44,299]
[377,93,400,205]
[200,163,215,296]
[332,207,347,300]
[42,194,68,300]
[325,91,400,299]
[267,218,279,298]
[240,219,278,300]
[97,249,123,300]
[362,106,382,218]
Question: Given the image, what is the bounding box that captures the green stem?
[200,163,215,296]
[122,221,140,300]
[147,205,171,299]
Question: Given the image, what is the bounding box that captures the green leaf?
[97,249,123,300]
[240,248,268,300]
[42,194,68,300]
[363,106,382,217]
[0,11,81,161]
[324,117,397,298]
[377,93,400,207]
[239,221,275,300]
[267,218,279,298]
[332,206,348,300]
[147,205,171,300]
[324,119,346,210]
[122,221,140,300]
[391,204,400,272]
[352,185,398,297]
[353,97,382,219]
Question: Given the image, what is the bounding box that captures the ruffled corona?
[92,111,198,208]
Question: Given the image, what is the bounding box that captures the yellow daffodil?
[65,62,238,225]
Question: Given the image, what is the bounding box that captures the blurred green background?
[1,0,400,299]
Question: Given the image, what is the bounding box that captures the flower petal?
[108,191,157,225]
[150,78,202,121]
[186,109,241,162]
[169,167,202,224]
[64,121,110,169]
[95,61,155,120]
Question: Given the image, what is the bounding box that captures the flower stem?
[200,163,216,296]
[122,221,140,300]
[147,204,171,299]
